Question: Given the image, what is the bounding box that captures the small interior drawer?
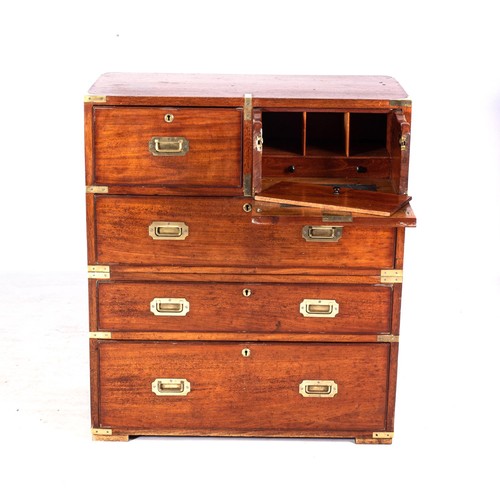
[93,107,242,188]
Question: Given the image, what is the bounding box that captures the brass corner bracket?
[92,428,112,436]
[373,432,394,439]
[88,265,110,279]
[380,269,403,284]
[90,332,112,339]
[244,93,252,121]
[84,95,107,103]
[389,98,412,108]
[377,334,399,343]
[86,185,109,194]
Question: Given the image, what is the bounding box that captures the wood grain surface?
[256,181,411,216]
[96,281,392,334]
[94,196,397,269]
[96,341,390,432]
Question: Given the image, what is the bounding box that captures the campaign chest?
[85,73,416,443]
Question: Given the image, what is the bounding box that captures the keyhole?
[242,288,252,297]
[164,113,174,123]
[242,348,251,357]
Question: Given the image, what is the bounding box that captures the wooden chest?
[85,73,416,443]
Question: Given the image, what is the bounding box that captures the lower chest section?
[92,341,394,439]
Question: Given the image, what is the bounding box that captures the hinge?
[84,95,107,103]
[380,269,403,284]
[90,332,112,339]
[86,185,109,194]
[399,133,409,151]
[243,173,252,197]
[377,334,399,343]
[255,131,263,152]
[373,432,394,439]
[244,93,252,121]
[88,265,110,279]
[92,428,112,436]
[322,213,353,223]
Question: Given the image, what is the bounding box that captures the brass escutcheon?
[164,113,174,123]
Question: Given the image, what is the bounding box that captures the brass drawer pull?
[152,378,191,396]
[149,136,189,156]
[150,297,190,316]
[300,299,339,318]
[299,380,338,398]
[302,225,342,242]
[149,221,189,240]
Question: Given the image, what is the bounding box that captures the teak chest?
[85,73,416,443]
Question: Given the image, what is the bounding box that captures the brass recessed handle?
[152,378,191,396]
[150,298,190,316]
[149,221,189,240]
[300,299,339,318]
[302,226,342,242]
[299,380,338,398]
[149,136,189,156]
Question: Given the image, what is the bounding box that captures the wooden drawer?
[96,281,392,334]
[93,196,396,269]
[93,107,242,188]
[94,341,390,434]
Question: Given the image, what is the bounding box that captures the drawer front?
[96,341,389,432]
[94,196,396,269]
[97,281,392,334]
[93,107,242,188]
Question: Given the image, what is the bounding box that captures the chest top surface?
[87,73,408,105]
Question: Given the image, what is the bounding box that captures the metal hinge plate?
[90,332,112,339]
[84,95,107,103]
[88,265,110,279]
[400,133,409,151]
[255,131,263,152]
[86,185,109,194]
[381,269,403,284]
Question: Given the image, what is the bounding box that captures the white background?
[1,1,499,498]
